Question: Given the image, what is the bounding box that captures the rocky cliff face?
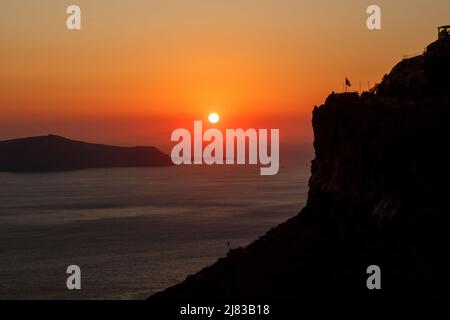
[150,38,450,302]
[376,37,450,98]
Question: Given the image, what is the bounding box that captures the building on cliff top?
[438,25,450,40]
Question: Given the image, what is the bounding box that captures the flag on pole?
[345,77,352,87]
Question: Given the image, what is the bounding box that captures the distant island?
[0,134,172,172]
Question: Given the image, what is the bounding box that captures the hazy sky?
[1,0,449,149]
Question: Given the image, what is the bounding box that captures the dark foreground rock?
[0,134,172,172]
[149,37,450,302]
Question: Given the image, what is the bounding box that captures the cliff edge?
[150,38,450,302]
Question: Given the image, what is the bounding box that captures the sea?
[0,159,310,299]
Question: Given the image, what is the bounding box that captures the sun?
[208,112,220,124]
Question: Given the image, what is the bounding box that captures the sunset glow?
[1,0,450,151]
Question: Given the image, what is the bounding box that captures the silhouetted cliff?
[376,38,450,98]
[150,37,450,303]
[0,135,172,172]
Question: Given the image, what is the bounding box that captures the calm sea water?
[0,161,310,299]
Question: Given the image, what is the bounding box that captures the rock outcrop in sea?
[0,135,172,172]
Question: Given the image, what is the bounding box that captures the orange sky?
[1,0,449,151]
